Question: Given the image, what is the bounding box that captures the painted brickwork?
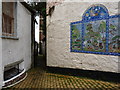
[47,1,119,73]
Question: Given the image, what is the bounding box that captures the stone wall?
[47,1,119,73]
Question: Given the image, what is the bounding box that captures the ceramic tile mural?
[70,4,120,56]
[82,4,109,21]
[109,17,120,53]
[71,23,82,51]
[84,20,106,52]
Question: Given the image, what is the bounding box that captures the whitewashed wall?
[2,2,31,72]
[47,1,119,73]
[0,1,3,89]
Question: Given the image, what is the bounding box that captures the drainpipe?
[39,14,43,54]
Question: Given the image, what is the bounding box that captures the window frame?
[2,2,18,40]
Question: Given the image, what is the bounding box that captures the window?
[70,4,120,56]
[2,2,15,36]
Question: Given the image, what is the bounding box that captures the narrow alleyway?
[4,55,119,89]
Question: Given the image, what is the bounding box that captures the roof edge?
[20,2,36,14]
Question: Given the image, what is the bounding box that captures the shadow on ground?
[47,66,120,84]
[34,55,120,84]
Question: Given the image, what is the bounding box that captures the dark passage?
[34,54,46,70]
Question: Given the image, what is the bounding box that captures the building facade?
[47,1,120,73]
[0,1,34,88]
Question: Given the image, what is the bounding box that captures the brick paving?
[4,67,118,89]
[3,55,119,89]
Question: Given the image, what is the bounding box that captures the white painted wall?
[0,1,3,89]
[47,1,119,73]
[2,2,31,72]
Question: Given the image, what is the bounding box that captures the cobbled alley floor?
[3,55,120,89]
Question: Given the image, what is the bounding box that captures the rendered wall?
[0,1,3,89]
[2,2,31,71]
[47,1,119,73]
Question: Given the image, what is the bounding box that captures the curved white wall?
[47,1,119,73]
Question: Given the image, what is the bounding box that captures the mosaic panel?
[109,17,120,53]
[70,4,120,56]
[83,4,109,21]
[71,23,82,51]
[84,20,106,52]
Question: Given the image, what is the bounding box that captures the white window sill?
[1,36,19,40]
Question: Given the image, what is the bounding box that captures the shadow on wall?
[48,6,55,17]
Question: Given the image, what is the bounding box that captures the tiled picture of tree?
[71,23,82,51]
[109,17,120,53]
[84,20,106,52]
[70,4,120,56]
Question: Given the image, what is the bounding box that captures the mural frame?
[70,4,120,56]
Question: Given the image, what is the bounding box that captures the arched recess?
[82,4,109,21]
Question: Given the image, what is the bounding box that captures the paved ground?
[8,67,118,89]
[4,55,120,89]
